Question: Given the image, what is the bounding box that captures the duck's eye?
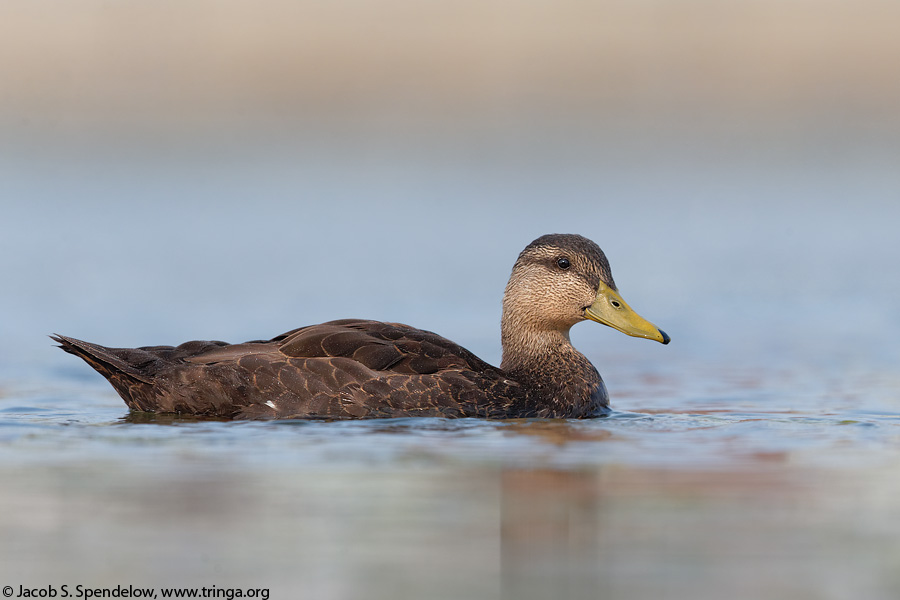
[556,257,571,270]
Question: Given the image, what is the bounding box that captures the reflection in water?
[3,396,900,599]
[497,462,900,600]
[501,469,601,600]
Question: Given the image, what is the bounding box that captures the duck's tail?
[52,335,151,381]
[52,335,156,408]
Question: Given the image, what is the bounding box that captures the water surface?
[2,130,900,599]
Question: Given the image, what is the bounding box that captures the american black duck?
[54,234,669,419]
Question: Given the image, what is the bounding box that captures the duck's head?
[502,233,670,344]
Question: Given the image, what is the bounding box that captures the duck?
[53,233,669,419]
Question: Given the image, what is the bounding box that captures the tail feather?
[51,334,154,384]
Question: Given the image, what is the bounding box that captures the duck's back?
[55,319,527,419]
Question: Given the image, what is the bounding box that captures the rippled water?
[2,132,900,599]
[4,367,900,600]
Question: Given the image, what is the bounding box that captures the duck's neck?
[500,318,608,417]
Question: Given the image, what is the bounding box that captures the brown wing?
[276,319,495,373]
[167,319,527,419]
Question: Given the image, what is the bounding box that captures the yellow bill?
[584,282,670,344]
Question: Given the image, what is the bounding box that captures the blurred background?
[1,1,900,599]
[2,0,898,370]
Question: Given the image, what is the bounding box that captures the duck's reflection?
[501,468,603,599]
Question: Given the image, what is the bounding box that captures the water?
[2,127,900,600]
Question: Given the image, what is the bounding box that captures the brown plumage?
[53,234,669,420]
